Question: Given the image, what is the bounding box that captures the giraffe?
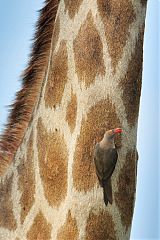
[0,0,147,239]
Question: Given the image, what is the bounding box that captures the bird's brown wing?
[102,149,118,205]
[94,145,118,206]
[94,143,104,185]
[103,148,118,180]
[94,146,118,181]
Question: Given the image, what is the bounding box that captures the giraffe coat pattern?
[0,0,147,239]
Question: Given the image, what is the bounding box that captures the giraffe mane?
[0,0,60,176]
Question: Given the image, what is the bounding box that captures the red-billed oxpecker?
[94,128,122,206]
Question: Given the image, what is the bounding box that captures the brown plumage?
[94,128,122,206]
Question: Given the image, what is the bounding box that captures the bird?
[94,128,122,206]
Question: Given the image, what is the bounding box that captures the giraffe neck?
[0,0,147,239]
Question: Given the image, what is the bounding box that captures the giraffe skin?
[0,0,147,239]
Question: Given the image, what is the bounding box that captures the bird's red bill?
[114,128,122,133]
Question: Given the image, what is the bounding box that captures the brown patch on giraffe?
[0,0,60,176]
[73,12,105,87]
[57,211,78,240]
[119,28,144,126]
[73,99,121,192]
[0,174,17,230]
[97,0,135,71]
[27,211,51,240]
[64,0,83,19]
[37,118,68,207]
[115,150,137,229]
[45,40,68,108]
[17,132,35,224]
[85,210,116,240]
[66,91,77,133]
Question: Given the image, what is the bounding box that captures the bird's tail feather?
[103,187,109,206]
[103,179,113,206]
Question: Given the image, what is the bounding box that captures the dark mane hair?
[0,0,59,175]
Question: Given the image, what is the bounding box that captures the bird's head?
[99,128,122,149]
[104,128,122,140]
